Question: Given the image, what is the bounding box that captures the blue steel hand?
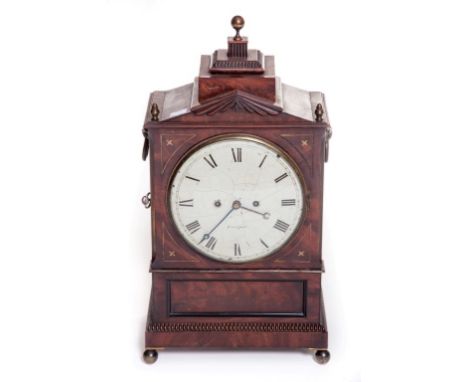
[198,207,235,244]
[240,206,270,219]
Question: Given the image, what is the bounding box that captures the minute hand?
[208,207,235,235]
[199,207,235,244]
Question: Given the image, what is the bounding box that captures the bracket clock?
[140,16,333,364]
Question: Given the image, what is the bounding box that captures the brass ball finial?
[231,15,245,41]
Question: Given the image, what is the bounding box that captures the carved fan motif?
[192,90,282,116]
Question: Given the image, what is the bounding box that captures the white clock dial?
[169,137,304,263]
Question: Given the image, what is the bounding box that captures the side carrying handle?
[315,103,332,162]
[142,128,149,161]
[324,127,332,162]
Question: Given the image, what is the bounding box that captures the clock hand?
[198,205,237,244]
[240,206,270,219]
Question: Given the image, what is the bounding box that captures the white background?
[1,1,467,381]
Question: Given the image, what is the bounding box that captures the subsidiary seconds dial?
[169,137,304,263]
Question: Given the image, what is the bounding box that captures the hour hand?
[240,206,270,219]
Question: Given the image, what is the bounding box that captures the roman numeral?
[185,176,200,182]
[234,243,242,256]
[185,220,201,234]
[281,199,296,206]
[231,148,242,162]
[260,239,269,248]
[258,155,267,168]
[274,173,288,183]
[273,219,290,233]
[205,236,217,250]
[203,154,218,168]
[178,199,194,207]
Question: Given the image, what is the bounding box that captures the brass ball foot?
[143,349,158,364]
[313,349,330,364]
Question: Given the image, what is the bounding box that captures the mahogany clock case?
[141,16,332,362]
[142,89,330,352]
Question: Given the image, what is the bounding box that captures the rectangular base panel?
[145,271,328,349]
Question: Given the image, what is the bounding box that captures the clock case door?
[147,122,327,270]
